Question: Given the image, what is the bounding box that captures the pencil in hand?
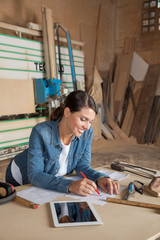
[80,171,101,195]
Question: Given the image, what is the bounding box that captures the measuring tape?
[0,182,16,205]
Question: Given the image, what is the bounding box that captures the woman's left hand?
[97,177,119,195]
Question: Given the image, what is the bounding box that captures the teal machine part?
[35,25,76,104]
[35,78,61,104]
[54,24,76,91]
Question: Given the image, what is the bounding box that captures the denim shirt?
[27,119,108,193]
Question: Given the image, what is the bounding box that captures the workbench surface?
[1,169,160,240]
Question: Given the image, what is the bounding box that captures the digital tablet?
[50,200,103,227]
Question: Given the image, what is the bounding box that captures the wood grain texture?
[130,64,160,143]
[107,197,160,209]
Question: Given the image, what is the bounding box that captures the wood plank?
[0,21,41,36]
[108,59,116,119]
[80,23,96,92]
[121,81,144,136]
[113,54,133,119]
[110,129,121,140]
[42,6,57,80]
[114,71,128,118]
[155,75,160,96]
[123,37,135,54]
[88,66,103,104]
[154,120,160,146]
[113,38,135,120]
[107,197,160,209]
[144,96,160,143]
[130,64,160,143]
[0,21,84,46]
[101,123,114,140]
[102,60,115,123]
[107,108,130,142]
[92,112,101,140]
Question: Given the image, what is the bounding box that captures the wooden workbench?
[0,170,160,240]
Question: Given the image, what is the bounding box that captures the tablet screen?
[50,200,103,227]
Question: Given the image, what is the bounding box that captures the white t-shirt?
[55,141,71,177]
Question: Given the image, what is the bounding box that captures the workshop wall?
[0,0,115,78]
[1,0,160,79]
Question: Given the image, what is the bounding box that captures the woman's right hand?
[68,178,97,196]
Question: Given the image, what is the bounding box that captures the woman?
[6,90,119,196]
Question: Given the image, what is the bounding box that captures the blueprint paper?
[65,170,127,206]
[17,186,64,204]
[17,170,127,205]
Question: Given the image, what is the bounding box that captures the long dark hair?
[51,90,98,121]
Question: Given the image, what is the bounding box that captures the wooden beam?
[0,21,84,46]
[42,6,57,79]
[0,21,41,36]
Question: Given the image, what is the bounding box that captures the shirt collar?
[51,119,80,146]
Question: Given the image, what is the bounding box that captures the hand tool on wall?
[110,161,155,179]
[55,24,64,81]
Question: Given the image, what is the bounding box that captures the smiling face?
[64,106,96,137]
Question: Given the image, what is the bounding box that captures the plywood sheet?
[121,81,144,136]
[0,79,35,115]
[113,53,133,118]
[130,64,160,143]
[114,71,129,117]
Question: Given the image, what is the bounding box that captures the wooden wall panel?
[130,64,160,143]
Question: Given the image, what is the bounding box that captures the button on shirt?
[55,140,71,177]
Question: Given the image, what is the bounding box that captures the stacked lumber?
[102,37,160,145]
